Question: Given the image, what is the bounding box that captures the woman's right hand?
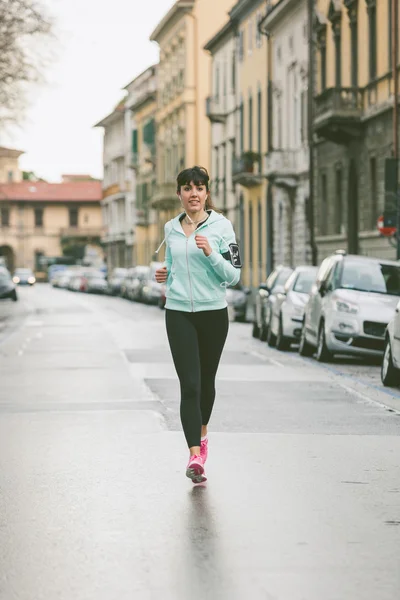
[155,266,168,283]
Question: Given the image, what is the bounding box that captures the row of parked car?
[51,262,251,321]
[252,250,400,387]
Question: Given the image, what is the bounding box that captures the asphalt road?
[0,285,399,600]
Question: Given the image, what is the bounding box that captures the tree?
[0,0,53,125]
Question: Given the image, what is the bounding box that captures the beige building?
[95,100,134,270]
[150,0,236,253]
[229,0,271,288]
[0,179,103,273]
[124,65,159,265]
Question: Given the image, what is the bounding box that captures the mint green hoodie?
[162,210,241,313]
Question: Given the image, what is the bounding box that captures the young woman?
[155,166,242,484]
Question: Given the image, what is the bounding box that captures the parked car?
[381,300,400,386]
[252,265,293,341]
[299,251,400,362]
[268,266,318,350]
[128,266,151,302]
[108,268,128,296]
[0,271,17,301]
[158,284,167,309]
[226,282,250,322]
[141,262,164,305]
[84,271,108,294]
[13,267,36,286]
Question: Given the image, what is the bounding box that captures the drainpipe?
[308,0,318,266]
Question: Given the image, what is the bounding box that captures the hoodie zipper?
[186,237,194,312]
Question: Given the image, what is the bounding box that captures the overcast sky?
[0,0,175,182]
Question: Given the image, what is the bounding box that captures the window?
[334,31,341,87]
[256,13,262,48]
[1,207,9,226]
[370,157,377,230]
[350,20,358,87]
[335,168,343,234]
[34,208,43,228]
[368,3,377,80]
[301,90,308,142]
[320,45,327,91]
[320,174,328,235]
[132,129,138,153]
[289,36,294,54]
[248,94,253,151]
[258,199,262,273]
[69,208,78,227]
[238,30,245,62]
[249,202,253,269]
[215,65,220,101]
[248,20,253,55]
[388,0,392,71]
[7,170,13,182]
[84,213,89,224]
[257,89,262,165]
[240,101,244,153]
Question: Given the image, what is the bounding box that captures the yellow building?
[149,0,236,254]
[0,146,24,183]
[229,0,272,287]
[0,179,103,273]
[124,65,159,266]
[313,0,399,259]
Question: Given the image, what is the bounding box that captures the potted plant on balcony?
[242,151,261,173]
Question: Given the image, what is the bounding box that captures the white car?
[268,266,318,350]
[381,300,400,386]
[299,252,400,362]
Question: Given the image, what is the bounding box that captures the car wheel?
[252,320,259,338]
[259,323,268,342]
[12,290,18,301]
[381,337,399,387]
[299,323,314,357]
[316,321,333,362]
[276,316,290,351]
[267,319,276,347]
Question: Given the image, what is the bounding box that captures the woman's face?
[178,180,208,215]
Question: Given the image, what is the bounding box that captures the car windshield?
[15,269,32,274]
[113,269,127,277]
[340,261,400,296]
[274,269,292,287]
[293,270,317,294]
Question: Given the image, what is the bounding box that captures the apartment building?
[261,0,311,267]
[204,20,238,227]
[95,100,134,270]
[313,0,396,260]
[0,177,103,273]
[0,146,24,183]
[229,0,270,287]
[124,66,158,265]
[150,0,236,250]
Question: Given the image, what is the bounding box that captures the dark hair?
[176,165,217,211]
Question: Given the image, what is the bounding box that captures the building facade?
[0,146,24,183]
[95,100,134,270]
[261,0,311,267]
[204,20,238,227]
[125,66,158,266]
[229,0,271,288]
[0,179,103,273]
[313,0,397,260]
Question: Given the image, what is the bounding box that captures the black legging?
[165,308,229,448]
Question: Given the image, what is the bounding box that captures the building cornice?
[229,0,264,22]
[150,0,194,42]
[204,19,236,53]
[259,0,305,34]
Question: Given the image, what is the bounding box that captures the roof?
[204,19,235,53]
[0,146,24,158]
[93,98,126,128]
[150,0,194,42]
[0,181,102,202]
[229,0,264,21]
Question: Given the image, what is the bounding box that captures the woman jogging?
[155,166,242,484]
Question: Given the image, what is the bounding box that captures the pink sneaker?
[186,454,207,483]
[200,437,208,463]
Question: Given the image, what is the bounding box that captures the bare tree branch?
[0,0,54,125]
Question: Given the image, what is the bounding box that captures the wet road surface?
[0,285,399,600]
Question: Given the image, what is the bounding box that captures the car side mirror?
[243,287,251,295]
[258,283,269,292]
[274,284,285,295]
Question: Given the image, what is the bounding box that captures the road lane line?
[339,383,400,416]
[250,350,284,368]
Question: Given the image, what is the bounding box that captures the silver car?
[269,266,318,350]
[381,299,400,386]
[252,265,293,341]
[299,252,400,362]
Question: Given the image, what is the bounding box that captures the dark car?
[13,267,36,286]
[0,271,18,301]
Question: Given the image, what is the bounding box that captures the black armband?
[222,243,242,268]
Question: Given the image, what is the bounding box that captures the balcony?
[129,152,139,169]
[206,97,227,124]
[314,87,363,144]
[232,153,263,188]
[151,182,179,209]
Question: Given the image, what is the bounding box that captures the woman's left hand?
[195,235,212,257]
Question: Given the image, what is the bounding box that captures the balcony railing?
[60,227,104,239]
[232,154,263,188]
[151,182,178,208]
[314,87,363,143]
[205,96,227,123]
[264,150,300,188]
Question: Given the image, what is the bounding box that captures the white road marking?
[250,350,284,368]
[339,383,400,415]
[26,321,44,327]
